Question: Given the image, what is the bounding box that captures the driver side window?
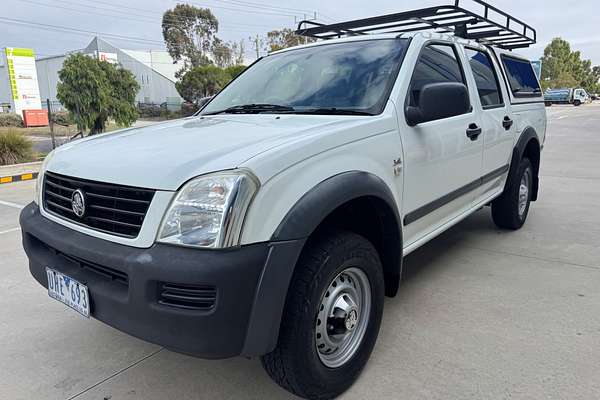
[408,43,467,108]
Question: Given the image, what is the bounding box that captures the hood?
[46,115,358,190]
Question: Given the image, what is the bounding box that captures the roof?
[121,50,183,82]
[35,37,183,82]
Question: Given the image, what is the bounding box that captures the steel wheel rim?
[518,168,531,217]
[315,267,371,368]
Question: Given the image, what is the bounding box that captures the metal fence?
[41,100,66,112]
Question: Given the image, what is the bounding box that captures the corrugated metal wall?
[35,37,183,108]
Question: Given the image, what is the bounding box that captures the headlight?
[157,171,259,248]
[34,150,55,205]
[34,173,42,205]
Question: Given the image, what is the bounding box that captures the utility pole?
[46,98,56,150]
[254,34,260,59]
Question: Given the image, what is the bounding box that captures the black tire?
[492,158,533,230]
[574,100,582,106]
[261,230,385,400]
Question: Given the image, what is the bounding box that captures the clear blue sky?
[1,0,598,65]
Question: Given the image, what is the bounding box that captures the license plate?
[46,268,90,318]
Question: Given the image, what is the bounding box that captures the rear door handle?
[466,123,482,141]
[502,116,514,130]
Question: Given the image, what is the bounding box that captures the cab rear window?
[501,56,541,97]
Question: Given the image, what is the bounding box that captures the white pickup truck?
[20,2,546,399]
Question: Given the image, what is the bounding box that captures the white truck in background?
[544,87,590,106]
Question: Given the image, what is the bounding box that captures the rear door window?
[465,48,503,108]
[501,56,541,97]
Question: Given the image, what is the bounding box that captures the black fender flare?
[507,127,541,200]
[273,171,401,239]
[273,170,404,295]
[241,171,403,356]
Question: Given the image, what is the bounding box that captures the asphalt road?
[1,104,599,400]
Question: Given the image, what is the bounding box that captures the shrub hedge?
[0,130,34,165]
[0,113,24,128]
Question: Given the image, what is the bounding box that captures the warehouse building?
[36,37,184,110]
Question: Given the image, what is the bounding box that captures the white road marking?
[0,227,20,235]
[0,200,25,209]
[557,116,568,120]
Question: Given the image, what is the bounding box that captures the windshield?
[201,39,409,116]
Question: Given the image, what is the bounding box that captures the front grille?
[158,283,217,311]
[43,172,155,238]
[36,237,129,285]
[57,247,128,285]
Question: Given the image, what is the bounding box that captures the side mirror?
[405,82,470,126]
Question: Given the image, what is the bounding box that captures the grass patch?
[0,125,72,137]
[0,120,126,138]
[0,130,35,166]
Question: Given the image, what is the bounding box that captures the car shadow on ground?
[90,210,499,400]
[401,208,495,282]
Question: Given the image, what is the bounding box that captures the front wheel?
[492,158,533,230]
[261,230,385,400]
[574,99,582,106]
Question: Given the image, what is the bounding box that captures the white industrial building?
[36,37,184,109]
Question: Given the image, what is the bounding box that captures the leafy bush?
[0,130,34,165]
[176,65,230,104]
[57,53,140,134]
[0,113,24,127]
[51,111,73,126]
[137,103,162,118]
[181,102,199,117]
[225,65,246,80]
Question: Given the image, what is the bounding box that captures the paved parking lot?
[1,104,599,400]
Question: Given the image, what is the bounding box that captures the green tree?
[176,65,229,104]
[231,39,246,65]
[162,4,219,72]
[591,67,600,93]
[224,65,246,80]
[57,53,139,135]
[212,38,234,68]
[541,38,600,92]
[100,62,140,127]
[266,28,315,52]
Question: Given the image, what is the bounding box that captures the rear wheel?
[492,158,533,230]
[261,230,384,400]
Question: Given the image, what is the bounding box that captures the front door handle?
[466,123,482,141]
[502,116,514,130]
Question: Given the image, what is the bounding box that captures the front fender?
[241,171,403,356]
[272,171,400,241]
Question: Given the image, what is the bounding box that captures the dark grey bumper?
[20,203,304,358]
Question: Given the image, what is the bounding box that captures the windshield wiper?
[205,104,295,115]
[294,108,374,116]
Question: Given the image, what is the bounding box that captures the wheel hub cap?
[345,309,358,331]
[315,267,371,368]
[518,168,531,217]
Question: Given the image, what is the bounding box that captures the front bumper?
[20,203,304,358]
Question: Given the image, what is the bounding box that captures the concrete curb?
[0,161,42,184]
